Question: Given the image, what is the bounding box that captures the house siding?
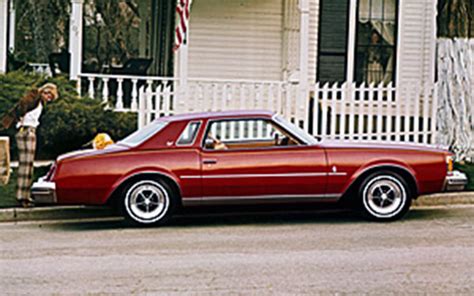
[187,0,435,85]
[188,0,284,80]
[309,0,319,82]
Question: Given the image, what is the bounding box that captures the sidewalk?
[0,191,473,223]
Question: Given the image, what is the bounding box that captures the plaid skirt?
[15,127,36,202]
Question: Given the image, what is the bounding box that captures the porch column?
[138,0,148,57]
[178,43,189,88]
[0,0,8,73]
[345,0,357,84]
[69,0,84,80]
[8,0,14,53]
[299,0,310,127]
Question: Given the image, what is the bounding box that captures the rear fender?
[103,167,182,204]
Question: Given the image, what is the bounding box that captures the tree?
[14,0,70,63]
[83,0,141,69]
[437,0,474,160]
[438,0,473,38]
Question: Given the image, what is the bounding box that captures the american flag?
[174,0,193,51]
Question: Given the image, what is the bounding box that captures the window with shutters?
[317,0,398,85]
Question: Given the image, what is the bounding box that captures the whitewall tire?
[359,171,412,221]
[122,179,176,226]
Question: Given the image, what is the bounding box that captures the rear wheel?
[359,171,412,221]
[121,179,176,226]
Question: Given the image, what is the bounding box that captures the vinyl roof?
[157,110,275,122]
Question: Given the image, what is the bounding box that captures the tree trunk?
[438,0,471,38]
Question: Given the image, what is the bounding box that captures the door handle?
[203,159,217,165]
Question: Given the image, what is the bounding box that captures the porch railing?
[78,73,440,145]
[28,63,51,76]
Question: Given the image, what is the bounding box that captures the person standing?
[0,83,58,207]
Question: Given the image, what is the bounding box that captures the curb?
[413,191,474,207]
[0,206,116,223]
[0,192,473,223]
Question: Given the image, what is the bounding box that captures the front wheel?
[359,172,412,221]
[121,179,176,226]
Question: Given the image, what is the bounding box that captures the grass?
[455,162,474,191]
[0,167,49,208]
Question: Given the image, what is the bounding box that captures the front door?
[199,118,329,203]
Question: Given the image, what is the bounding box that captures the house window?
[354,0,397,85]
[317,0,398,85]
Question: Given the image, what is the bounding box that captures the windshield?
[119,121,168,147]
[273,115,318,145]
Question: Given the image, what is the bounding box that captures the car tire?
[358,171,412,221]
[121,178,176,226]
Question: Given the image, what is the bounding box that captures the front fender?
[342,160,419,196]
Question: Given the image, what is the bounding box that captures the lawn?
[0,167,49,208]
[455,162,474,191]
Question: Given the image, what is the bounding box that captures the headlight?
[446,155,454,173]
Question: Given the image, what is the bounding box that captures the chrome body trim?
[180,172,347,179]
[182,193,341,206]
[328,172,348,176]
[444,170,468,191]
[31,177,57,204]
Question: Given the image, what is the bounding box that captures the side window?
[177,121,201,145]
[204,119,300,150]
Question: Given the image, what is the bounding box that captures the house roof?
[157,110,275,122]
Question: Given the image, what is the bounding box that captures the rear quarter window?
[176,121,201,146]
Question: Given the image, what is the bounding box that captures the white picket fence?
[78,73,440,145]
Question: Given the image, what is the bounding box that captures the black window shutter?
[317,0,350,83]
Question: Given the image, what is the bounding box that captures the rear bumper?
[444,170,468,191]
[31,177,57,204]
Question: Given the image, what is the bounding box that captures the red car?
[32,110,467,225]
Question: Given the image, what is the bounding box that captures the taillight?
[45,163,57,181]
[446,155,454,173]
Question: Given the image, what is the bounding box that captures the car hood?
[57,143,131,162]
[319,139,449,154]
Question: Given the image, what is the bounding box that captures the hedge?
[0,71,137,160]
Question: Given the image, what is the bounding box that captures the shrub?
[0,71,137,160]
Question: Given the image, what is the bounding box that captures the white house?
[1,0,472,157]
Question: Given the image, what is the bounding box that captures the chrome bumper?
[31,177,57,204]
[444,170,468,191]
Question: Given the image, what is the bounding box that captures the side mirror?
[204,138,215,149]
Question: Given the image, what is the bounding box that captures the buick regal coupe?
[32,110,467,225]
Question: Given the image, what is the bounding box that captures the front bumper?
[444,170,468,191]
[31,177,57,204]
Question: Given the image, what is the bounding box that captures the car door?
[199,118,329,203]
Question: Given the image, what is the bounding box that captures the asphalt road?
[0,205,473,295]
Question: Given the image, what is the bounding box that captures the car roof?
[156,110,276,122]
